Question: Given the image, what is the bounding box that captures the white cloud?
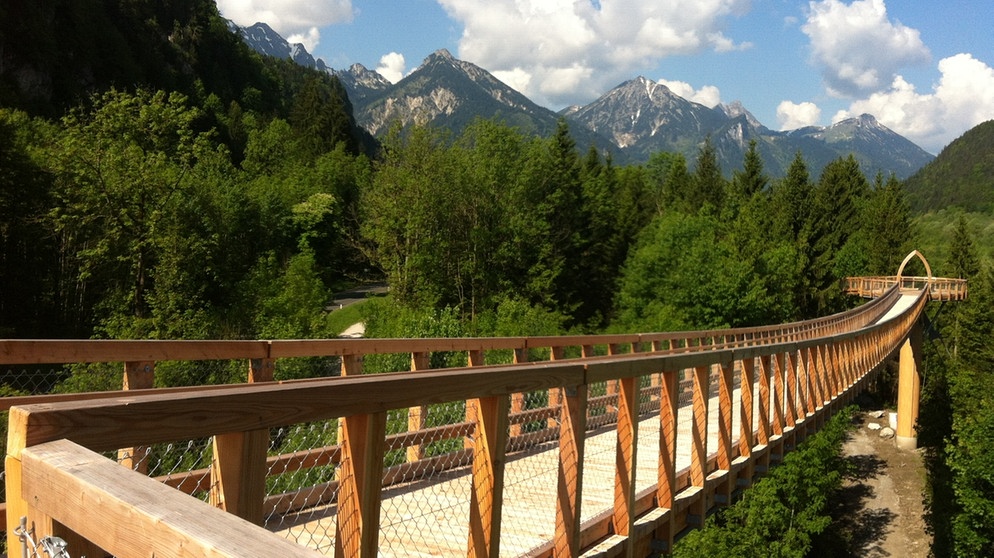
[777,100,822,130]
[216,1,355,41]
[802,0,930,97]
[287,27,321,52]
[658,79,722,107]
[437,0,750,107]
[376,52,408,84]
[835,53,994,153]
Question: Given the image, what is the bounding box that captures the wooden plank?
[553,384,588,558]
[0,339,269,365]
[612,376,638,558]
[20,439,321,557]
[467,395,510,558]
[335,411,387,558]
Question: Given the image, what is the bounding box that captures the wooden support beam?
[612,376,638,558]
[335,411,387,558]
[467,395,510,558]
[896,326,922,450]
[554,385,588,558]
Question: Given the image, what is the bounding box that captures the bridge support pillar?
[896,324,922,450]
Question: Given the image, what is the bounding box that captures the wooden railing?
[1,281,936,557]
[844,275,968,300]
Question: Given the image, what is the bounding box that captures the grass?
[325,301,368,336]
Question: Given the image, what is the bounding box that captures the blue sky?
[216,1,994,154]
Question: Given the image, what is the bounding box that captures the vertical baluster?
[120,360,154,473]
[613,374,639,557]
[210,357,273,524]
[553,383,588,558]
[467,395,510,558]
[408,351,430,462]
[336,410,387,558]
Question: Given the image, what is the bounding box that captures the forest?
[1,0,993,555]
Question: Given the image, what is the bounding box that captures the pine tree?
[947,215,980,279]
[691,135,726,214]
[864,173,914,275]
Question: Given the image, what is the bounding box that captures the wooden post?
[757,355,771,447]
[466,350,484,450]
[119,360,154,473]
[553,384,588,558]
[408,352,430,462]
[655,369,679,550]
[715,360,733,505]
[787,350,799,429]
[510,348,528,437]
[739,357,755,481]
[612,376,638,557]
[210,357,273,524]
[772,354,785,437]
[467,395,510,558]
[335,411,387,558]
[549,347,565,428]
[690,365,710,497]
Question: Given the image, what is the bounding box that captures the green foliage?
[614,212,778,331]
[863,173,914,275]
[913,209,994,278]
[905,120,994,213]
[674,407,856,557]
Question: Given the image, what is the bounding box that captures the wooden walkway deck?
[268,380,756,557]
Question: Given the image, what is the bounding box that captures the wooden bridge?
[0,251,967,558]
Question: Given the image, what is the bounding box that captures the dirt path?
[834,409,930,557]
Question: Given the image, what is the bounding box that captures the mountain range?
[237,22,934,179]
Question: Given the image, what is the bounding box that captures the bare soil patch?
[828,406,930,557]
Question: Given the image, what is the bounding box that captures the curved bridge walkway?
[0,252,967,558]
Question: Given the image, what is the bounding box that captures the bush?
[674,406,856,557]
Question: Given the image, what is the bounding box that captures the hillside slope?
[904,120,994,213]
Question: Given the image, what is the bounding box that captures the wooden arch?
[896,250,933,284]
